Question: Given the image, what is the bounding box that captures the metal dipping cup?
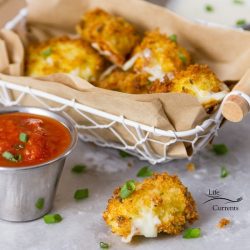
[0,106,78,222]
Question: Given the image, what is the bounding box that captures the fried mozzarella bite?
[123,30,191,82]
[168,64,229,110]
[98,69,151,94]
[103,173,198,243]
[26,37,108,82]
[76,8,141,66]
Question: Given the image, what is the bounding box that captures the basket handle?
[222,69,250,122]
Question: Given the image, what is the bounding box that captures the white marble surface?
[150,0,250,27]
[0,114,250,250]
[1,1,250,250]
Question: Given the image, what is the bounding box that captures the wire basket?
[1,9,250,164]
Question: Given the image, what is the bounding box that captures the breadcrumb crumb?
[186,162,196,172]
[217,218,230,229]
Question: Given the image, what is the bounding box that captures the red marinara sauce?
[0,112,71,167]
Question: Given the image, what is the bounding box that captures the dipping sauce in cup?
[0,113,71,167]
[0,107,77,222]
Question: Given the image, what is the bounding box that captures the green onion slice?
[233,0,244,4]
[169,34,177,42]
[41,47,52,58]
[205,4,214,12]
[236,19,247,26]
[178,52,187,64]
[2,151,21,162]
[35,198,44,210]
[119,150,132,158]
[100,242,109,249]
[220,166,229,178]
[43,214,63,224]
[212,144,228,155]
[19,132,28,143]
[136,166,153,178]
[71,164,86,174]
[120,180,136,199]
[183,228,201,239]
[2,151,15,161]
[74,189,89,200]
[16,154,22,161]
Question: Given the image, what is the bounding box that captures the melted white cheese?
[122,49,173,82]
[122,53,141,71]
[190,84,229,104]
[122,49,151,71]
[143,65,166,82]
[91,43,111,57]
[69,68,80,76]
[142,48,151,59]
[99,65,117,80]
[122,209,161,243]
[45,57,53,66]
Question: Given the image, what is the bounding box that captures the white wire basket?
[1,9,250,165]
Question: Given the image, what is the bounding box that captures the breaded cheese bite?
[25,37,108,82]
[123,30,191,82]
[103,172,198,243]
[168,64,229,110]
[76,8,140,66]
[98,69,151,94]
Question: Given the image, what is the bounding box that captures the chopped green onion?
[136,166,153,178]
[74,189,89,200]
[2,151,16,162]
[120,180,136,199]
[43,214,63,224]
[71,164,86,174]
[236,19,247,26]
[233,0,244,4]
[205,4,214,12]
[178,52,187,64]
[220,166,229,178]
[212,144,228,155]
[16,154,22,161]
[41,47,52,58]
[169,34,177,42]
[35,198,44,210]
[147,80,153,86]
[100,242,109,249]
[2,151,22,162]
[19,132,28,143]
[119,150,132,158]
[183,228,201,239]
[2,151,15,161]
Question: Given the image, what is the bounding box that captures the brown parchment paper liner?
[0,30,24,76]
[0,0,250,158]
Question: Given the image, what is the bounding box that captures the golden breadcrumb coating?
[77,8,141,66]
[103,173,198,242]
[148,76,172,93]
[98,69,151,94]
[25,36,108,82]
[169,64,229,110]
[131,30,191,78]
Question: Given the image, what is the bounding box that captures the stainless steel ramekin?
[0,106,78,222]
